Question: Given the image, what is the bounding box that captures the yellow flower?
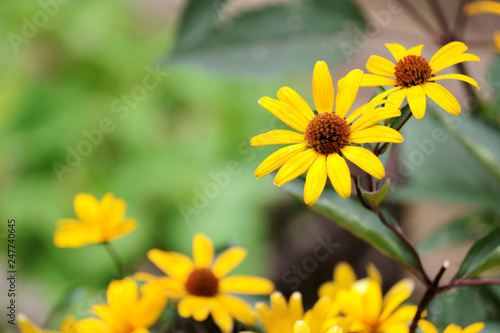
[254,291,350,333]
[360,42,480,119]
[135,233,275,333]
[252,61,403,205]
[338,277,416,333]
[419,319,485,333]
[318,261,381,299]
[18,315,79,333]
[54,193,136,248]
[464,1,500,52]
[77,277,166,333]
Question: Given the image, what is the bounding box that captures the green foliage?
[358,178,391,208]
[169,0,366,75]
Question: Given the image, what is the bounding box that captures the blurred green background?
[1,0,500,332]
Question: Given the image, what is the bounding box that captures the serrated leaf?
[281,178,419,273]
[454,226,500,280]
[168,0,365,76]
[358,178,391,207]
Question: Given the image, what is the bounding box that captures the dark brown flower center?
[185,268,219,297]
[305,113,350,155]
[394,55,432,88]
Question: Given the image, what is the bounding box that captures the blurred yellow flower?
[252,61,403,205]
[464,1,500,52]
[254,291,349,333]
[135,233,275,333]
[338,277,416,333]
[18,314,78,333]
[361,42,480,119]
[77,277,166,333]
[54,193,136,248]
[318,261,381,299]
[419,319,485,333]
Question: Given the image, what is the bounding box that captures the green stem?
[103,242,125,278]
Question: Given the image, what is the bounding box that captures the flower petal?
[219,275,274,295]
[326,153,351,199]
[430,74,480,90]
[76,318,107,333]
[54,219,92,248]
[380,305,417,328]
[407,85,427,119]
[385,43,408,62]
[312,61,335,113]
[209,301,234,333]
[464,1,500,15]
[133,289,167,328]
[107,218,137,242]
[429,42,480,74]
[255,143,309,178]
[381,279,414,321]
[178,296,210,320]
[346,99,393,124]
[422,82,461,116]
[259,97,309,132]
[387,88,407,109]
[107,278,137,318]
[217,294,257,325]
[294,321,311,333]
[364,281,382,326]
[349,125,403,144]
[74,193,100,224]
[335,69,363,118]
[463,322,486,333]
[147,249,194,281]
[212,247,247,278]
[360,74,397,87]
[366,55,396,77]
[418,319,438,333]
[304,154,327,205]
[341,146,385,179]
[444,324,464,333]
[407,44,424,57]
[193,233,214,268]
[18,314,48,333]
[274,149,318,186]
[251,130,306,146]
[289,292,304,322]
[334,262,356,288]
[350,107,401,132]
[277,86,315,120]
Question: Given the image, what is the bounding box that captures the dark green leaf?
[454,226,500,280]
[358,178,391,207]
[169,0,365,75]
[281,179,419,273]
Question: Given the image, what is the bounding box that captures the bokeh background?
[1,0,500,332]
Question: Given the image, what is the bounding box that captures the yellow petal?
[18,314,43,333]
[385,43,408,61]
[270,291,288,316]
[380,305,417,328]
[341,146,385,179]
[346,99,392,124]
[350,107,401,132]
[147,249,194,281]
[289,292,304,322]
[366,55,396,77]
[444,324,464,333]
[304,154,327,205]
[387,88,407,109]
[193,233,214,268]
[92,305,120,329]
[371,86,401,102]
[407,85,427,119]
[133,291,168,328]
[217,294,257,325]
[76,318,107,333]
[422,82,461,116]
[255,143,308,178]
[326,153,351,199]
[251,130,306,146]
[60,317,78,333]
[107,278,137,318]
[278,86,315,120]
[407,44,425,57]
[219,275,274,295]
[339,289,364,321]
[463,322,486,333]
[53,219,92,248]
[107,218,137,242]
[74,193,100,224]
[259,97,309,132]
[335,69,363,118]
[294,321,311,333]
[274,149,318,186]
[349,125,403,144]
[366,263,382,285]
[360,74,397,87]
[429,42,480,74]
[430,74,480,90]
[103,195,126,225]
[464,1,500,15]
[178,296,209,320]
[334,262,356,288]
[209,300,234,333]
[364,281,382,326]
[418,319,438,333]
[313,61,335,113]
[212,247,247,278]
[380,279,414,321]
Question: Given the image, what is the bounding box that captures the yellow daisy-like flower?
[18,314,79,333]
[419,319,485,333]
[77,277,166,333]
[338,277,416,333]
[254,291,349,333]
[252,61,403,205]
[54,193,137,248]
[360,42,480,119]
[318,261,381,300]
[135,233,275,333]
[464,1,500,52]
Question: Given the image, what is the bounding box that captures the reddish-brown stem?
[439,279,500,292]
